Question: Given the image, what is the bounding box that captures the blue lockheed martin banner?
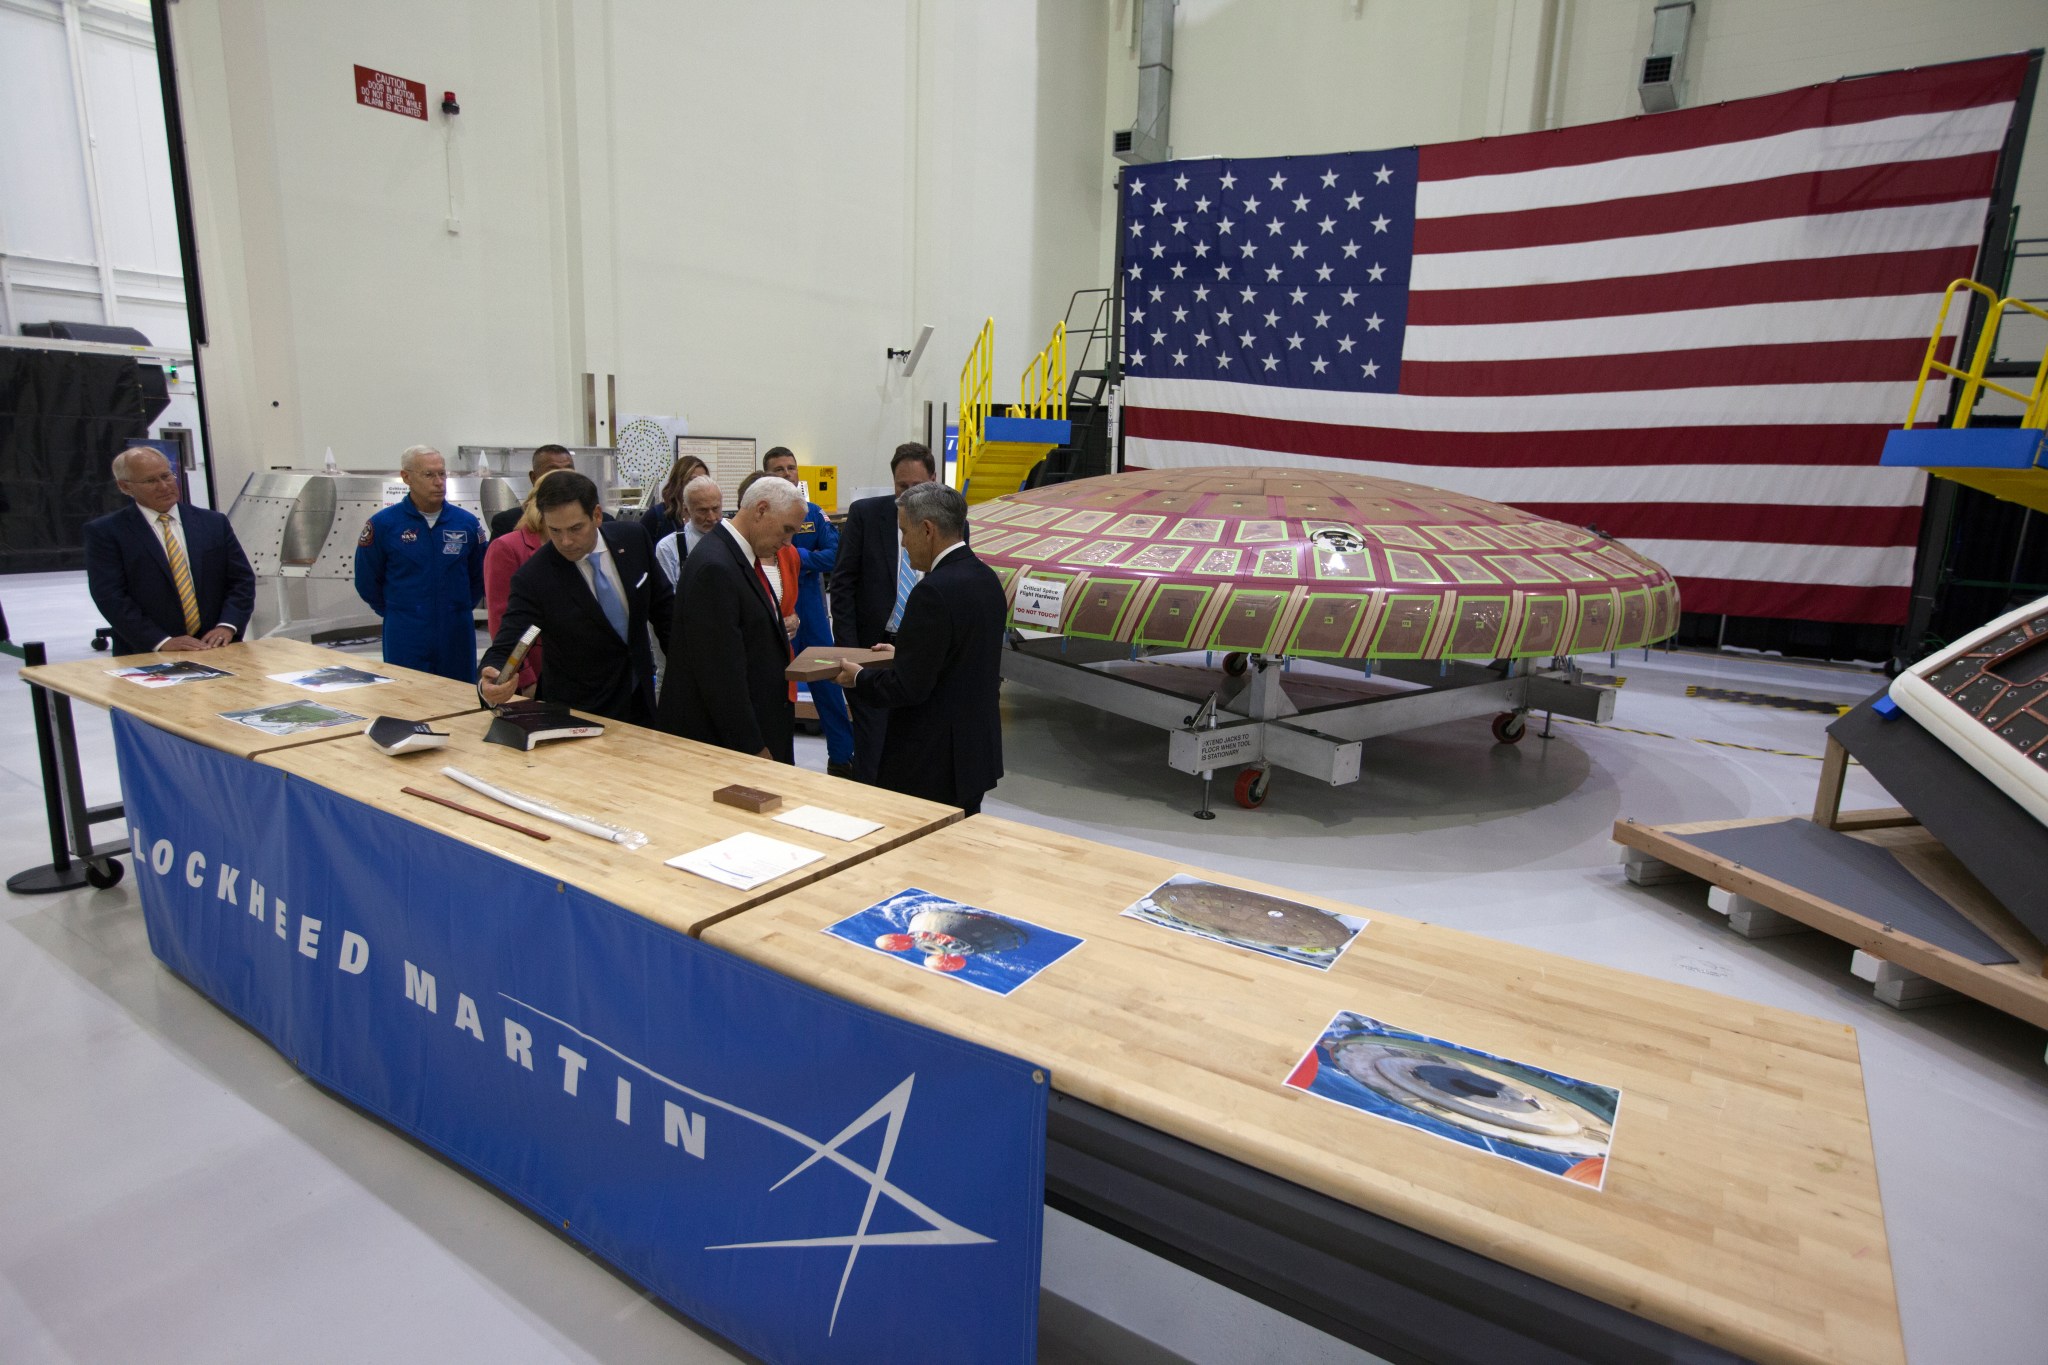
[113,712,1045,1364]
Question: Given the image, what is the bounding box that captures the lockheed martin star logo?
[502,996,994,1333]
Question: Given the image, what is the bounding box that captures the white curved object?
[1887,593,2048,827]
[440,767,649,849]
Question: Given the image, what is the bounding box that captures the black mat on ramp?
[1678,818,2013,965]
[1829,692,2048,946]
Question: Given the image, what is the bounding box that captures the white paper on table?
[772,805,883,842]
[666,832,824,890]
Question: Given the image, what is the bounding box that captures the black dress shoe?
[826,761,856,779]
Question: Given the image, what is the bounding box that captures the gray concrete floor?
[4,569,2044,1364]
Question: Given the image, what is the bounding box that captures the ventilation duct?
[1639,2,1695,113]
[1114,0,1174,165]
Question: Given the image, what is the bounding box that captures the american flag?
[1119,54,2033,626]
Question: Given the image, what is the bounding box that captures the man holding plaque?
[835,482,1003,814]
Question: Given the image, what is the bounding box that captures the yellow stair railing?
[1018,322,1068,421]
[956,317,994,491]
[1905,278,2048,430]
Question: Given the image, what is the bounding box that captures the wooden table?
[259,716,960,937]
[20,638,483,758]
[702,815,1903,1365]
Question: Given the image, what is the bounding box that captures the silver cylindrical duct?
[1114,0,1174,165]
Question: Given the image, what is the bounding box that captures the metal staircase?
[954,287,1122,502]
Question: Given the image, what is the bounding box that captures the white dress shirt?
[141,502,234,648]
[655,521,711,585]
[572,534,629,613]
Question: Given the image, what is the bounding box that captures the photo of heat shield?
[1285,1010,1620,1189]
[1122,874,1367,969]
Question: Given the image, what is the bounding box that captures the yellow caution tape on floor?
[1684,685,1853,716]
[1550,716,1854,763]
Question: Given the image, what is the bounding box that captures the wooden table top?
[258,715,960,937]
[702,815,1903,1365]
[21,638,484,758]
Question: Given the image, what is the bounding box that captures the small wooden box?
[712,783,782,814]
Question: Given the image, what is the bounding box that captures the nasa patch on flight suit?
[400,528,419,544]
[442,528,467,555]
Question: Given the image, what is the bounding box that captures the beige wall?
[170,0,1110,501]
[168,0,2046,503]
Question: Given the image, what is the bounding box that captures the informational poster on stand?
[113,712,1047,1365]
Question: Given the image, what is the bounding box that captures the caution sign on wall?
[353,64,427,120]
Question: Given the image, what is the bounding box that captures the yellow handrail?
[1018,322,1068,420]
[1904,278,2048,431]
[957,317,994,491]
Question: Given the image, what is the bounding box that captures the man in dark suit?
[657,475,806,761]
[835,482,1004,814]
[83,445,256,655]
[478,472,671,725]
[489,445,575,538]
[829,442,937,782]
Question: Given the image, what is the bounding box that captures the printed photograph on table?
[218,700,365,736]
[824,887,1084,997]
[107,660,231,688]
[1284,1010,1620,1189]
[1122,875,1368,969]
[267,664,396,692]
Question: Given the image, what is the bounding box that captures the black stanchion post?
[7,642,93,894]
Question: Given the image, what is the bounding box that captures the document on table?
[772,805,883,842]
[667,832,824,891]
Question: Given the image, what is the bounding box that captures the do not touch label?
[1012,576,1069,631]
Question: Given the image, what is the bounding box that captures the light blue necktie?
[589,555,628,640]
[886,547,918,633]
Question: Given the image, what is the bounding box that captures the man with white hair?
[656,474,805,760]
[653,474,725,585]
[354,444,486,681]
[83,444,255,655]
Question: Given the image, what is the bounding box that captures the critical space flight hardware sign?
[112,711,1046,1365]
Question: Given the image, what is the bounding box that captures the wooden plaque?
[785,646,895,683]
[712,783,783,814]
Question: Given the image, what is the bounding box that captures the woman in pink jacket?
[482,469,570,695]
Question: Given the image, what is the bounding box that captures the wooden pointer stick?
[402,785,553,840]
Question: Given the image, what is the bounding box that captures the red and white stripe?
[1124,55,2032,625]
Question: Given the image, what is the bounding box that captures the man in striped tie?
[83,445,256,656]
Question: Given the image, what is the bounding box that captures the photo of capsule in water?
[822,887,1085,997]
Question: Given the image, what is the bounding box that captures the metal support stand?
[1003,638,1620,804]
[1188,692,1220,819]
[7,642,128,894]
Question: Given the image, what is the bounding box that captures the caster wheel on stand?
[1222,652,1250,677]
[1233,766,1271,809]
[84,858,125,889]
[1491,711,1528,745]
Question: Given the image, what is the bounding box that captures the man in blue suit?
[354,444,487,682]
[763,445,853,776]
[83,445,256,656]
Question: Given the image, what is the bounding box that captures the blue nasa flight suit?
[790,500,852,766]
[354,496,487,682]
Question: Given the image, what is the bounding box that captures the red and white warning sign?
[353,64,427,120]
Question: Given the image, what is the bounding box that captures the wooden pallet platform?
[1613,809,2048,1033]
